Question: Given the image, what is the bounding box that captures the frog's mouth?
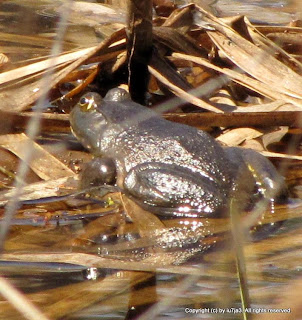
[70,107,107,153]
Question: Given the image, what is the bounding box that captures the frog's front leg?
[79,157,116,189]
[123,162,228,217]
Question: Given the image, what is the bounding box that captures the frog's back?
[113,114,235,194]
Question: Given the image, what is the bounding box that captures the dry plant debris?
[1,1,302,319]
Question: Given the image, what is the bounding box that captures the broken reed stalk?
[126,0,153,104]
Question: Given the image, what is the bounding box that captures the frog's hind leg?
[231,147,287,203]
[226,147,288,240]
[123,162,228,217]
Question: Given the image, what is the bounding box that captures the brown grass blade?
[260,150,302,160]
[0,111,70,134]
[172,52,299,105]
[0,177,77,206]
[0,28,125,111]
[0,47,95,85]
[0,133,75,180]
[195,6,302,105]
[208,30,302,103]
[247,22,302,74]
[148,65,224,113]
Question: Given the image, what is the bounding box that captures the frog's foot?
[123,162,229,217]
[79,157,116,189]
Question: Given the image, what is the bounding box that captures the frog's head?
[70,88,139,154]
[70,88,155,154]
[70,92,110,154]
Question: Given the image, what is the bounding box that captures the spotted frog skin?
[70,88,286,217]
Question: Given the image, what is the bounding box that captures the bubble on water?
[83,267,100,280]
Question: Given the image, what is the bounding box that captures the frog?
[70,88,287,218]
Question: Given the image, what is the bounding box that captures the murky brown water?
[1,1,302,320]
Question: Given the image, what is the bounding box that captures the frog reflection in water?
[70,88,287,218]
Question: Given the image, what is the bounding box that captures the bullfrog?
[70,88,287,218]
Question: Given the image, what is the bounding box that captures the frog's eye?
[79,97,87,105]
[78,96,95,112]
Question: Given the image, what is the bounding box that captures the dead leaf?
[149,65,224,113]
[216,128,263,146]
[0,47,96,86]
[0,133,75,180]
[198,9,302,106]
[241,139,264,151]
[0,28,125,111]
[0,53,8,68]
[172,52,298,104]
[0,176,77,206]
[209,88,237,107]
[262,126,288,149]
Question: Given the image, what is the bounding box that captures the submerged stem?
[230,198,251,320]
